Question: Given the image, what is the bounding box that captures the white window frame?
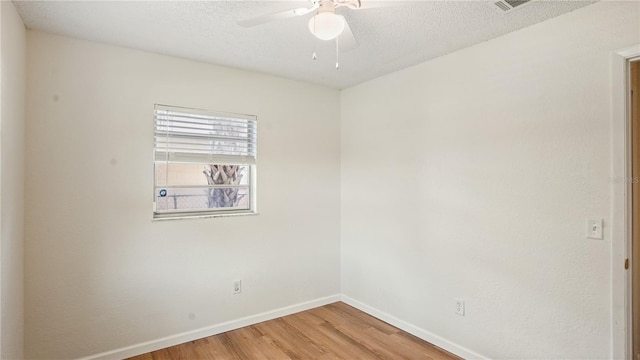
[153,104,257,220]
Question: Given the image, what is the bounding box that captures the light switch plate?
[587,219,603,240]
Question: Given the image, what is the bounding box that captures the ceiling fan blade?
[357,0,411,10]
[338,17,358,52]
[237,5,317,28]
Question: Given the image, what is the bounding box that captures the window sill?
[152,210,258,221]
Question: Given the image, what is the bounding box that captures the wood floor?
[127,302,461,360]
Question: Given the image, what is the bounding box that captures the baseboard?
[76,294,341,360]
[340,295,489,360]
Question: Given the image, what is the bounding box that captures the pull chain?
[312,17,318,61]
[312,38,317,60]
[335,36,339,69]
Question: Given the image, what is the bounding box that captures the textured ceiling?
[13,0,597,89]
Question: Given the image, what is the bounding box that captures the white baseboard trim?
[340,295,489,360]
[76,294,341,360]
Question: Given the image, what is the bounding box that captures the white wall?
[341,1,639,358]
[1,1,26,359]
[24,31,341,359]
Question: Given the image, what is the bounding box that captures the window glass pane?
[155,163,249,187]
[155,187,250,212]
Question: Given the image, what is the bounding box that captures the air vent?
[493,0,532,12]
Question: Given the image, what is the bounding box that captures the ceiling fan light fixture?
[308,12,345,41]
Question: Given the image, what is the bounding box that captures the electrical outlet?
[233,280,241,294]
[455,298,465,316]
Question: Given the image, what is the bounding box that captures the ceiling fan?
[238,0,388,54]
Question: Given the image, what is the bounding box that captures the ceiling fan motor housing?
[318,0,337,13]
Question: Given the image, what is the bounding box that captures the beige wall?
[24,31,341,359]
[340,1,639,358]
[1,1,26,359]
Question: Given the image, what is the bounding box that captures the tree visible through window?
[203,165,247,208]
[153,105,257,219]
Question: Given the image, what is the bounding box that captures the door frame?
[612,44,640,360]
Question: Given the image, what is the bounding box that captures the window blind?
[154,104,257,164]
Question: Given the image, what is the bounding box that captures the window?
[153,104,257,219]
